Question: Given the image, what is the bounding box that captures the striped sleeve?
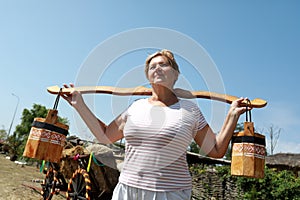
[192,105,208,137]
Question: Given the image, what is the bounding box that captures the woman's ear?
[173,70,179,84]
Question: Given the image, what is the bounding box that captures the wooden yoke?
[47,85,267,108]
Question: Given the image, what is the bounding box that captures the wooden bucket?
[231,105,266,178]
[23,89,69,163]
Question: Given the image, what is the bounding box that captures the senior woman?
[62,49,248,200]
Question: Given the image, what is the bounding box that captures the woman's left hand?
[230,97,251,117]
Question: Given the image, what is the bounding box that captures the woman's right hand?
[61,83,84,109]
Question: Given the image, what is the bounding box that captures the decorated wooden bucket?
[23,89,68,163]
[231,103,266,179]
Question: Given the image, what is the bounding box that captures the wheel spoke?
[67,169,90,200]
[77,177,86,195]
[68,192,75,197]
[71,180,78,192]
[42,169,56,200]
[77,172,83,191]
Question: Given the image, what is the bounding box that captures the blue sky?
[1,1,299,154]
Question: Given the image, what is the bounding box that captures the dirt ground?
[0,155,65,200]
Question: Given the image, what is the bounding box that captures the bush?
[215,165,300,200]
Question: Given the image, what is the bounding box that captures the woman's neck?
[149,84,178,106]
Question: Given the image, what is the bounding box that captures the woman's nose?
[154,65,162,72]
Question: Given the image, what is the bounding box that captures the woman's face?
[147,55,178,89]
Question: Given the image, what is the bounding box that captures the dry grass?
[0,155,64,200]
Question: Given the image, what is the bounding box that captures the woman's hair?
[144,49,180,79]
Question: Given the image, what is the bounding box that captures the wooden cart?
[40,139,121,200]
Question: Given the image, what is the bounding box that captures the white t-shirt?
[119,98,207,191]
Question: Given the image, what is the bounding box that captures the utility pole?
[8,93,20,137]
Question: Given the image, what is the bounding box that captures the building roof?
[265,153,300,169]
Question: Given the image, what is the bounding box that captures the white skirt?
[111,182,192,200]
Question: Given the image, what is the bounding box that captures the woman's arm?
[194,98,248,158]
[61,84,124,144]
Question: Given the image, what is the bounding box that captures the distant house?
[266,153,300,177]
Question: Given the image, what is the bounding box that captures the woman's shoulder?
[133,98,147,103]
[178,99,203,113]
[178,99,199,107]
[128,98,148,108]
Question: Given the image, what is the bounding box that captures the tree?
[8,104,69,159]
[0,126,7,140]
[268,124,281,155]
[235,122,244,132]
[189,141,200,153]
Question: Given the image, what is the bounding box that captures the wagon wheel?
[66,168,91,200]
[41,167,58,200]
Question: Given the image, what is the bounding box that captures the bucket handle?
[245,99,252,122]
[53,88,62,110]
